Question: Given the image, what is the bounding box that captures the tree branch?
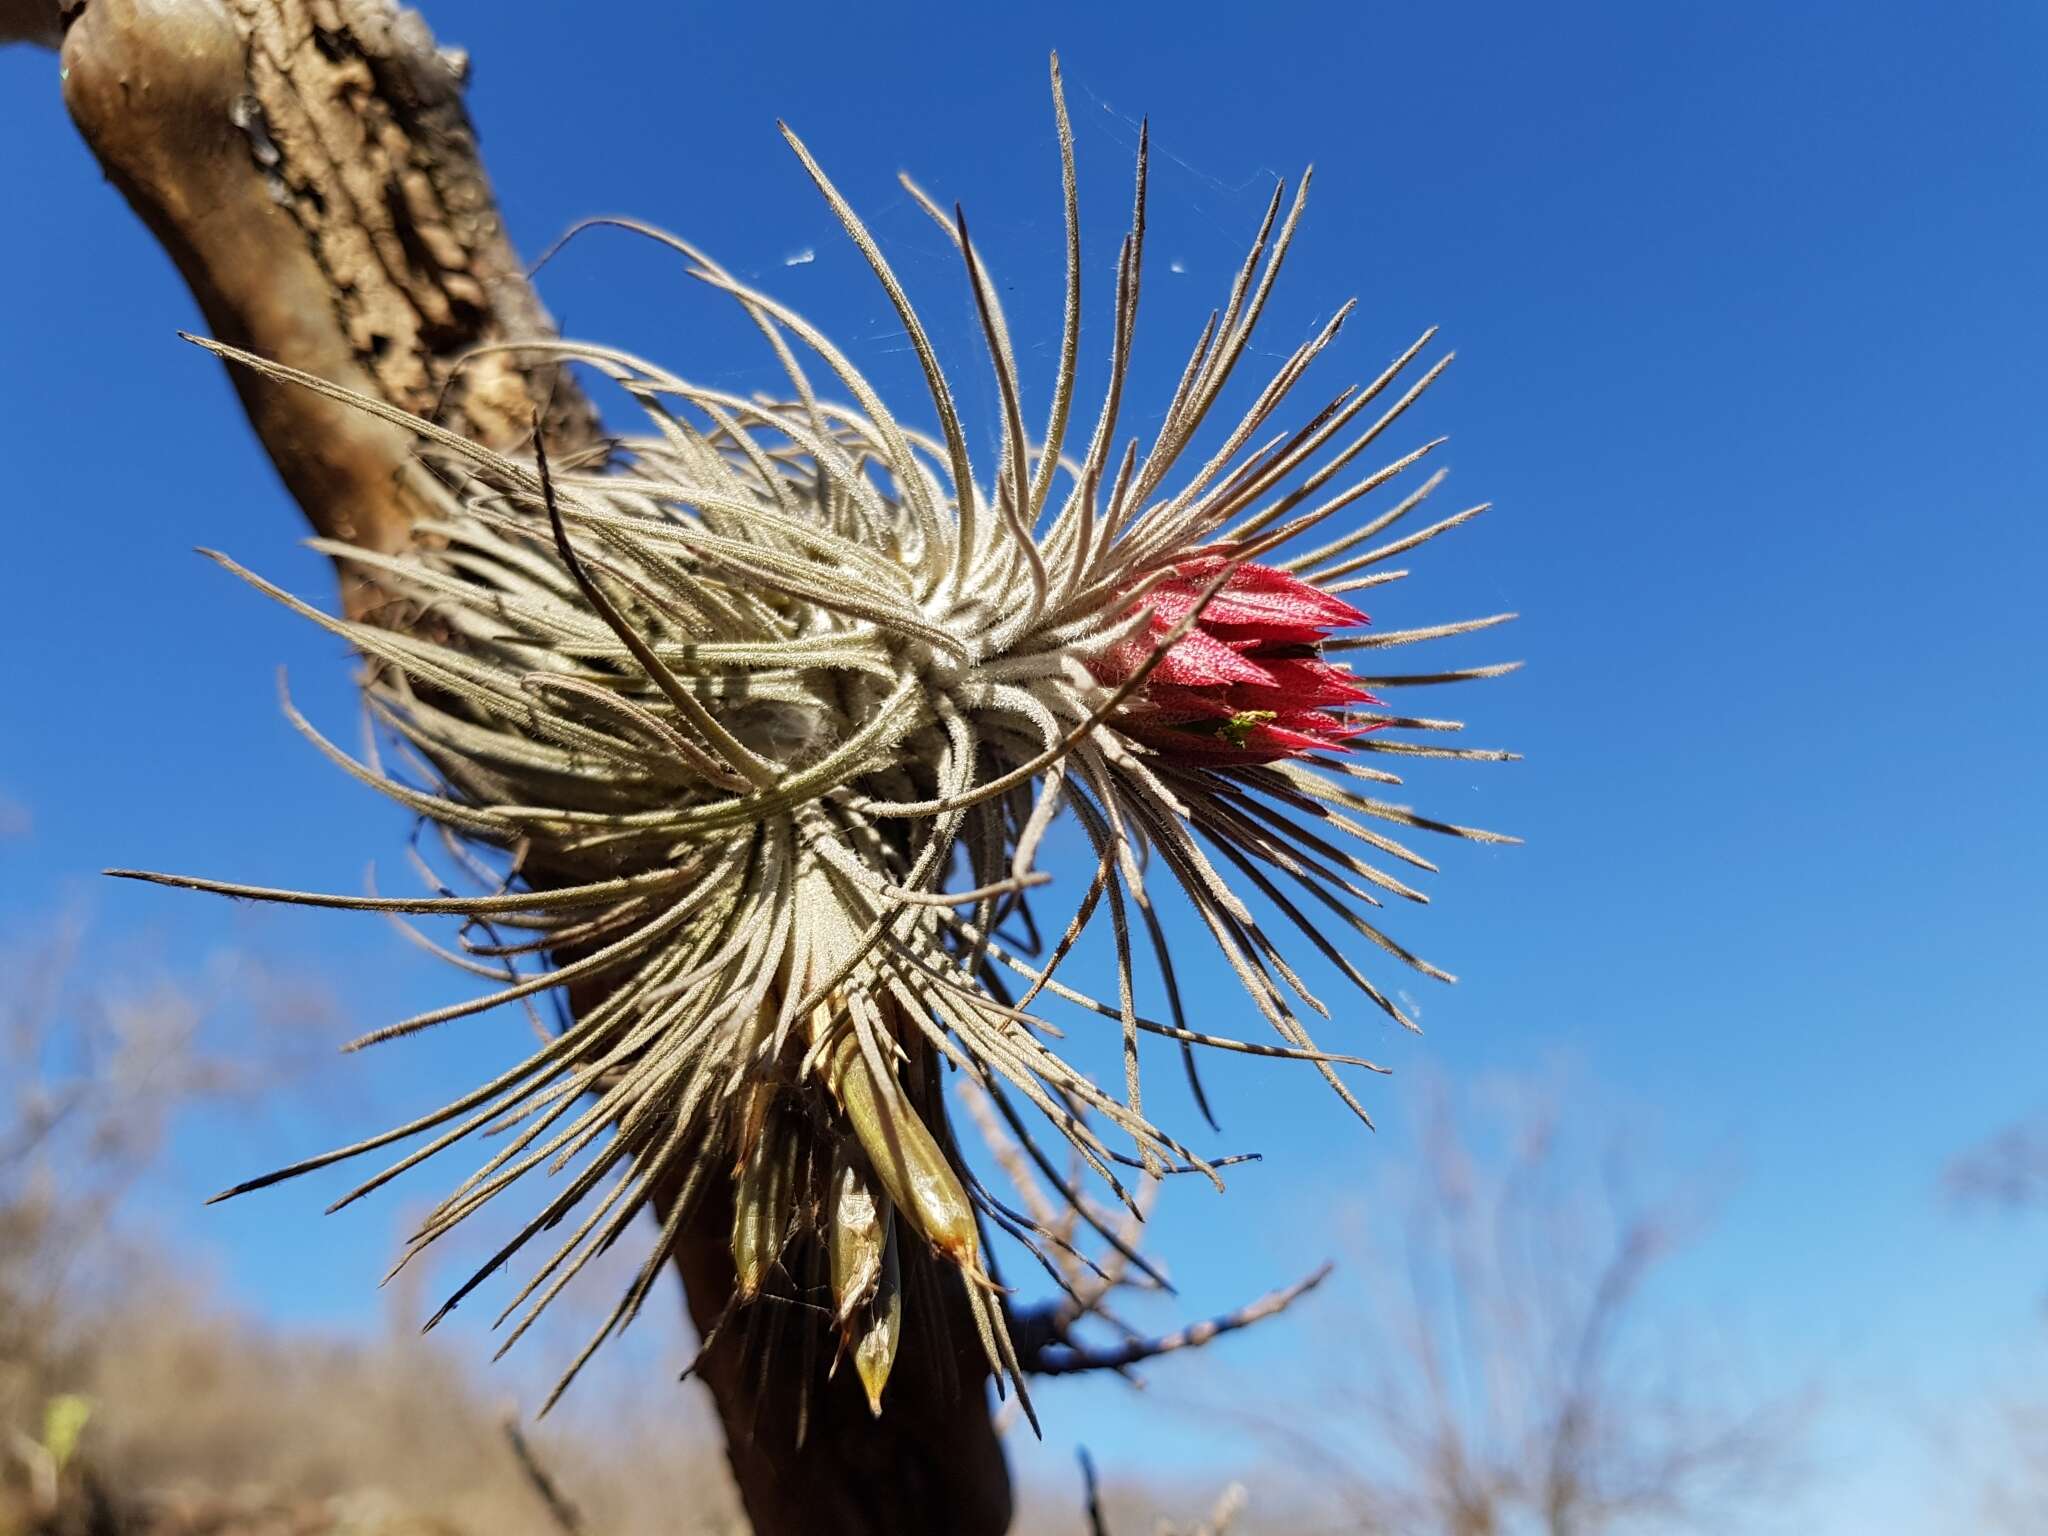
[0,0,61,47]
[1018,1263,1332,1378]
[56,0,597,616]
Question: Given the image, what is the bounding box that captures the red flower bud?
[1099,558,1381,762]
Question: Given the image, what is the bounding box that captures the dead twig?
[1022,1263,1333,1378]
[1079,1447,1108,1536]
[501,1414,586,1536]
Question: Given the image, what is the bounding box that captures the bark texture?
[0,0,61,46]
[59,0,598,614]
[49,4,1014,1532]
[666,1179,1014,1536]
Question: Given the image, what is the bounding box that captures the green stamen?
[1218,710,1277,747]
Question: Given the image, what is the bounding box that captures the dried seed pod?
[732,1078,777,1171]
[827,1153,887,1325]
[730,1097,800,1301]
[823,1024,978,1265]
[851,1213,903,1417]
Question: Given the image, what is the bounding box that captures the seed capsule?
[851,1213,903,1416]
[827,1153,887,1324]
[823,1025,978,1264]
[730,1095,799,1301]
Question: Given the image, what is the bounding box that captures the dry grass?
[0,926,750,1536]
[26,1275,733,1534]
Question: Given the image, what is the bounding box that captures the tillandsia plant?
[116,57,1517,1427]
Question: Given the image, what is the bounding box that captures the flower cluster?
[1099,557,1379,761]
[126,59,1517,1426]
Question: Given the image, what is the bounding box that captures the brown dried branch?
[56,0,598,617]
[0,0,60,47]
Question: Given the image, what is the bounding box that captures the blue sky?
[3,2,2044,1528]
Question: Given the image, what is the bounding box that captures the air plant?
[115,57,1517,1427]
